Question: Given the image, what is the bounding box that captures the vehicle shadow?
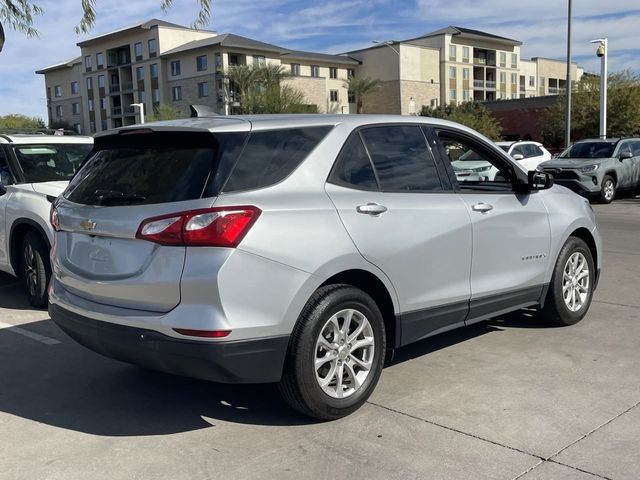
[1,308,551,436]
[0,272,39,311]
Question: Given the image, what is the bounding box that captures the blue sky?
[1,0,639,121]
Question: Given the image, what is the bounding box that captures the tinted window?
[359,126,442,192]
[630,141,640,157]
[14,143,92,183]
[222,127,331,193]
[530,145,544,157]
[511,145,526,157]
[560,141,616,159]
[329,133,378,190]
[65,132,245,206]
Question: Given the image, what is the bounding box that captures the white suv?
[0,134,93,306]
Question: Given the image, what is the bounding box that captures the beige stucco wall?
[282,76,329,112]
[350,47,399,81]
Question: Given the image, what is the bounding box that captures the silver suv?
[0,134,93,306]
[49,115,601,419]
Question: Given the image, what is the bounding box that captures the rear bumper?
[49,303,290,384]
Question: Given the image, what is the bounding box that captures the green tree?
[0,0,211,38]
[0,113,45,130]
[344,76,381,114]
[540,71,640,149]
[256,63,290,88]
[227,64,258,114]
[420,101,503,140]
[246,85,316,114]
[146,103,183,122]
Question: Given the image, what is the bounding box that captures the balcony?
[123,106,136,115]
[473,80,484,89]
[121,82,134,92]
[473,58,487,65]
[110,85,121,94]
[111,107,122,116]
[485,81,496,89]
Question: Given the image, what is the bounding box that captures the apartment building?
[36,20,583,132]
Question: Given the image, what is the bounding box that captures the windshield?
[14,143,92,183]
[498,145,510,152]
[559,141,616,159]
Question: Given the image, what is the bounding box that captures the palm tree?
[256,63,290,88]
[345,76,382,114]
[226,65,258,113]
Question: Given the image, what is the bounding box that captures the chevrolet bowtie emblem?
[80,220,97,231]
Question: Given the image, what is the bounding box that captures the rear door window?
[221,127,331,193]
[359,126,442,192]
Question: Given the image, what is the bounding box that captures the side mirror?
[528,170,553,190]
[619,151,633,160]
[512,153,524,161]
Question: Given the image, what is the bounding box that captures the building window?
[449,45,456,61]
[198,81,209,97]
[74,124,81,134]
[329,67,337,79]
[72,102,80,115]
[463,90,470,101]
[511,53,517,68]
[529,76,535,87]
[499,52,506,67]
[329,90,338,102]
[88,99,94,111]
[462,46,470,63]
[500,72,507,84]
[348,68,355,78]
[101,121,107,131]
[229,54,239,66]
[150,63,158,79]
[311,65,320,77]
[196,55,208,71]
[152,88,160,103]
[348,91,355,103]
[98,75,105,88]
[511,73,518,84]
[71,81,79,95]
[134,42,143,61]
[148,39,157,57]
[55,105,63,117]
[449,89,457,101]
[172,86,182,101]
[291,63,300,76]
[90,121,96,133]
[540,76,546,88]
[138,91,145,103]
[54,85,62,97]
[136,66,144,81]
[462,68,469,81]
[449,66,456,78]
[253,55,266,66]
[100,97,107,110]
[86,77,93,90]
[171,61,181,76]
[96,52,104,69]
[84,55,92,71]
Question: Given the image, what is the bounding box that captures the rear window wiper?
[94,189,147,205]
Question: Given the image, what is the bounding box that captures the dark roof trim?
[282,50,360,65]
[35,57,82,74]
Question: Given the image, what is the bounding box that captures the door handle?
[471,202,493,213]
[356,203,388,216]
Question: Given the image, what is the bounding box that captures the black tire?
[278,284,386,420]
[600,175,616,204]
[21,231,51,308]
[541,237,595,326]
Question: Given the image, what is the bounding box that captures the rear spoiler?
[190,104,219,118]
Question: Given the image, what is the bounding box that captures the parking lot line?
[0,320,61,345]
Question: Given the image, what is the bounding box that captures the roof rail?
[190,104,220,118]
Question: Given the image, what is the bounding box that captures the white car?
[0,133,93,306]
[496,141,552,172]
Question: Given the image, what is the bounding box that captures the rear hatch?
[53,128,249,312]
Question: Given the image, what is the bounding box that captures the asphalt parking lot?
[0,197,638,480]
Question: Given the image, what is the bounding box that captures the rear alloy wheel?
[600,175,616,204]
[22,231,51,308]
[542,237,594,326]
[279,285,385,420]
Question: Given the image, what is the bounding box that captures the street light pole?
[131,103,145,124]
[590,38,608,138]
[565,0,572,148]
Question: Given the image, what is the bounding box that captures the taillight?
[136,206,261,247]
[50,206,60,231]
[172,328,231,338]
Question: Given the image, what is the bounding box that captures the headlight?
[474,165,492,172]
[579,165,599,173]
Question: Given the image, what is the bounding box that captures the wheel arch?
[569,227,599,285]
[9,218,51,276]
[604,170,617,185]
[319,269,400,349]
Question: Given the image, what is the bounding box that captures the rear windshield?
[14,143,92,183]
[64,127,331,206]
[559,141,617,159]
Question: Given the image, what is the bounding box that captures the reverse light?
[136,206,261,247]
[579,164,599,173]
[50,206,60,231]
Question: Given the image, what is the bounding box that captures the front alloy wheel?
[600,175,615,203]
[562,252,590,312]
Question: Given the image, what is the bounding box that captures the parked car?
[0,134,93,306]
[540,138,640,203]
[496,140,552,171]
[49,115,601,420]
[452,140,551,182]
